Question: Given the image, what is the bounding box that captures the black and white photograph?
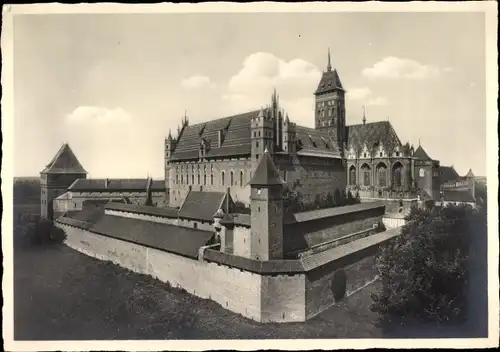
[2,2,498,350]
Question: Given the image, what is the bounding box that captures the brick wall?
[274,155,346,206]
[168,158,252,208]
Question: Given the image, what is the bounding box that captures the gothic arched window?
[361,164,371,185]
[349,166,356,185]
[377,164,387,187]
[392,163,403,188]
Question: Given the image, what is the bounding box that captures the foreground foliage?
[21,215,67,245]
[371,204,487,329]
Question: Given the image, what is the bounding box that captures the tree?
[371,204,486,332]
[23,218,67,245]
[333,188,342,207]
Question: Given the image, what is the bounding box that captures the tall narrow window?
[378,166,387,187]
[197,169,200,185]
[349,166,356,185]
[192,174,194,185]
[283,170,287,182]
[362,165,371,186]
[240,171,244,186]
[230,171,234,186]
[204,174,207,186]
[181,174,184,185]
[221,171,225,186]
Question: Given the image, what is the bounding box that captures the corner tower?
[249,148,284,261]
[40,143,87,219]
[314,48,346,150]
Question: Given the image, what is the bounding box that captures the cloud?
[347,87,388,107]
[181,75,215,89]
[347,87,373,101]
[366,96,388,106]
[62,106,161,178]
[222,52,321,126]
[362,56,441,79]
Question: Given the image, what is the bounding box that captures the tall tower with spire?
[314,48,346,151]
[165,129,177,205]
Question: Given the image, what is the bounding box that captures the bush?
[23,218,67,245]
[371,204,486,330]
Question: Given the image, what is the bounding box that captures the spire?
[327,47,332,72]
[362,105,366,125]
[167,129,172,141]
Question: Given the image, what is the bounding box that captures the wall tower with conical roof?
[40,143,87,219]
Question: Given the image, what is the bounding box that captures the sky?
[13,12,487,178]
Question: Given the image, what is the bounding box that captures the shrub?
[371,204,486,330]
[23,218,67,245]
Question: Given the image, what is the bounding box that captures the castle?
[164,50,449,212]
[41,49,477,323]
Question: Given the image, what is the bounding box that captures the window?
[240,171,244,186]
[197,172,200,185]
[230,171,234,186]
[221,171,225,186]
[254,132,256,137]
[328,109,332,117]
[419,168,425,177]
[283,170,287,182]
[392,164,403,188]
[192,174,194,185]
[380,152,383,157]
[258,131,261,137]
[181,175,184,184]
[364,153,367,158]
[362,166,371,185]
[204,174,207,185]
[210,173,214,186]
[256,154,259,160]
[256,141,259,148]
[378,166,387,187]
[396,151,400,157]
[194,223,198,229]
[349,167,356,185]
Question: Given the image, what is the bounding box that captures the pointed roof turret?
[465,168,475,178]
[315,51,344,95]
[362,105,367,125]
[249,148,284,187]
[413,145,432,160]
[167,129,173,141]
[41,143,87,174]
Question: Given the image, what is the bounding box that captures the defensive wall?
[55,203,402,323]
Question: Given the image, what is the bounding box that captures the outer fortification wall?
[56,218,401,323]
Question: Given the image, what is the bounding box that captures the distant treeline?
[14,178,41,205]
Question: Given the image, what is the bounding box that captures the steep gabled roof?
[465,169,475,178]
[171,110,258,161]
[346,121,402,153]
[439,166,460,184]
[413,145,432,160]
[249,149,284,187]
[41,143,87,174]
[314,69,344,95]
[295,125,342,158]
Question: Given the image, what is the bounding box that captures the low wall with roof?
[283,202,386,257]
[56,217,402,323]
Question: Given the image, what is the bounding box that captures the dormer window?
[396,151,400,157]
[364,153,367,158]
[380,152,383,157]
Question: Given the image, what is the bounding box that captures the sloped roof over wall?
[295,126,342,158]
[41,143,87,174]
[442,190,475,203]
[249,150,284,186]
[68,179,165,192]
[178,191,229,221]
